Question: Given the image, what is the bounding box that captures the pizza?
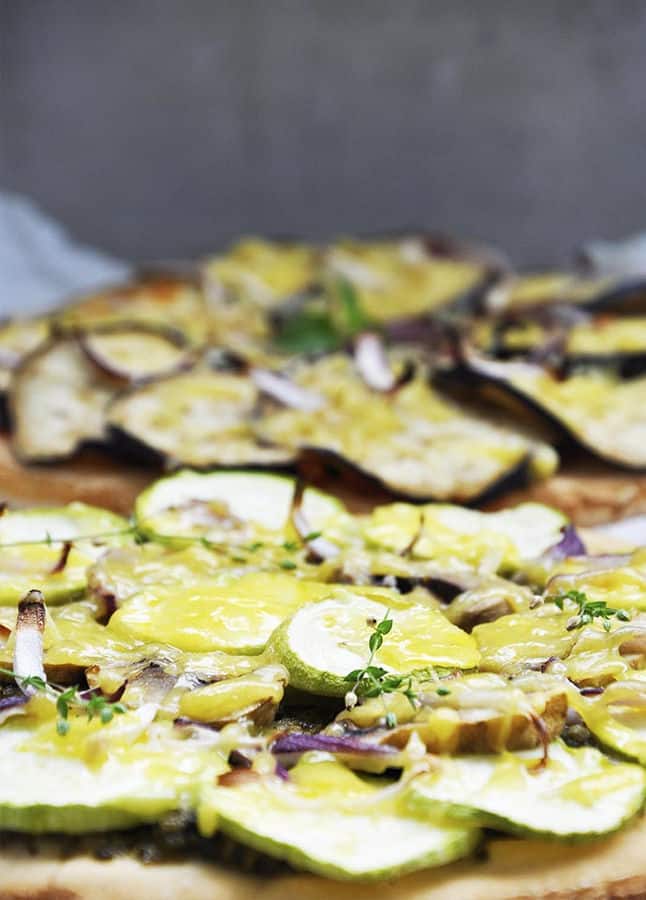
[1,233,646,898]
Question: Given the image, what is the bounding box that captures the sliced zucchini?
[9,338,116,462]
[270,591,480,697]
[0,503,129,550]
[108,572,334,654]
[570,676,646,764]
[0,717,225,833]
[54,274,210,346]
[336,672,567,754]
[0,545,95,605]
[255,355,556,503]
[198,757,479,881]
[363,501,567,574]
[80,327,195,383]
[107,370,294,468]
[461,353,646,469]
[408,740,645,839]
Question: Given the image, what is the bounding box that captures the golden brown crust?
[484,464,646,526]
[2,816,646,900]
[1,430,645,526]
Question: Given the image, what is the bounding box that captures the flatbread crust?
[483,462,646,527]
[0,436,154,514]
[2,433,646,527]
[2,815,646,900]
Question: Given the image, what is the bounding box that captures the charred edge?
[564,352,646,378]
[459,362,646,472]
[105,424,168,467]
[297,444,532,506]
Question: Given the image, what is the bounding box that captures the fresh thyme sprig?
[0,667,126,736]
[343,611,448,729]
[552,589,630,632]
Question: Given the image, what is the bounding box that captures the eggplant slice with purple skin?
[9,337,117,463]
[53,272,211,347]
[0,317,51,430]
[456,350,646,470]
[484,271,646,317]
[254,354,557,504]
[107,369,296,469]
[80,326,197,385]
[472,311,646,377]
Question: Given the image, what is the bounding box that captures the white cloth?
[0,192,131,318]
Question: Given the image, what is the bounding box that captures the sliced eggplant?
[472,311,646,377]
[107,370,295,468]
[9,338,117,462]
[202,238,319,358]
[459,351,646,470]
[80,327,196,384]
[255,354,557,503]
[0,317,50,426]
[54,274,210,346]
[486,271,646,316]
[564,315,646,375]
[323,236,497,322]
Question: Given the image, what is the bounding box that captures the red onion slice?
[545,525,586,560]
[13,590,46,696]
[251,368,324,411]
[0,694,28,725]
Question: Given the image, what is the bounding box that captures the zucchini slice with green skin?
[255,354,557,503]
[459,352,646,470]
[569,677,646,765]
[134,470,346,545]
[407,740,646,840]
[0,503,130,549]
[198,759,480,882]
[9,338,116,463]
[0,545,95,605]
[270,592,480,697]
[107,371,295,469]
[0,718,226,834]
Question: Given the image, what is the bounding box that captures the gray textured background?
[2,0,646,266]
